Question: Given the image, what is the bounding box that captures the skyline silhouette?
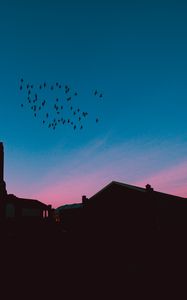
[1,1,187,296]
[1,0,187,208]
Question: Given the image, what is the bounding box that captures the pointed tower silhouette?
[0,142,7,201]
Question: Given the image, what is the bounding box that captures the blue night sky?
[1,0,187,207]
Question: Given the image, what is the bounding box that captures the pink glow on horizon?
[33,169,112,208]
[33,160,187,208]
[6,138,187,208]
[135,161,187,197]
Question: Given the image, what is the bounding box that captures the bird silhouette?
[19,78,103,133]
[20,79,24,83]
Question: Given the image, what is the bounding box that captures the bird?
[73,125,76,130]
[39,85,42,89]
[51,86,54,90]
[80,125,83,130]
[77,108,80,112]
[82,112,88,117]
[31,85,34,89]
[96,118,99,123]
[99,93,103,98]
[67,97,71,101]
[44,82,46,88]
[74,92,78,96]
[21,104,24,107]
[73,111,76,115]
[61,106,63,110]
[43,120,45,124]
[46,113,49,118]
[94,90,98,96]
[78,117,81,121]
[28,90,31,95]
[20,78,24,83]
[56,98,59,102]
[26,84,30,89]
[59,85,61,89]
[34,113,36,117]
[56,82,59,86]
[20,85,23,90]
[70,106,73,110]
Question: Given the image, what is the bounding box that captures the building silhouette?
[81,181,187,237]
[0,142,51,222]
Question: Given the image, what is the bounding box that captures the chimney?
[145,184,154,192]
[0,142,4,182]
[82,195,87,204]
[0,142,7,198]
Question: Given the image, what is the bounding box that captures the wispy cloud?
[7,136,187,207]
[135,161,187,197]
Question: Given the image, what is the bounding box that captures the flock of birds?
[19,78,103,131]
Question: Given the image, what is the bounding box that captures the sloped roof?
[89,181,185,201]
[7,194,49,208]
[56,203,83,212]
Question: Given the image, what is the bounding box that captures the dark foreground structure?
[56,181,187,294]
[0,142,51,220]
[1,141,187,297]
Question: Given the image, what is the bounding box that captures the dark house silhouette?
[0,142,51,221]
[83,181,187,236]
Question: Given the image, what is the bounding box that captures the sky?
[0,0,187,208]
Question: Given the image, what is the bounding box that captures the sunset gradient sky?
[1,0,187,207]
